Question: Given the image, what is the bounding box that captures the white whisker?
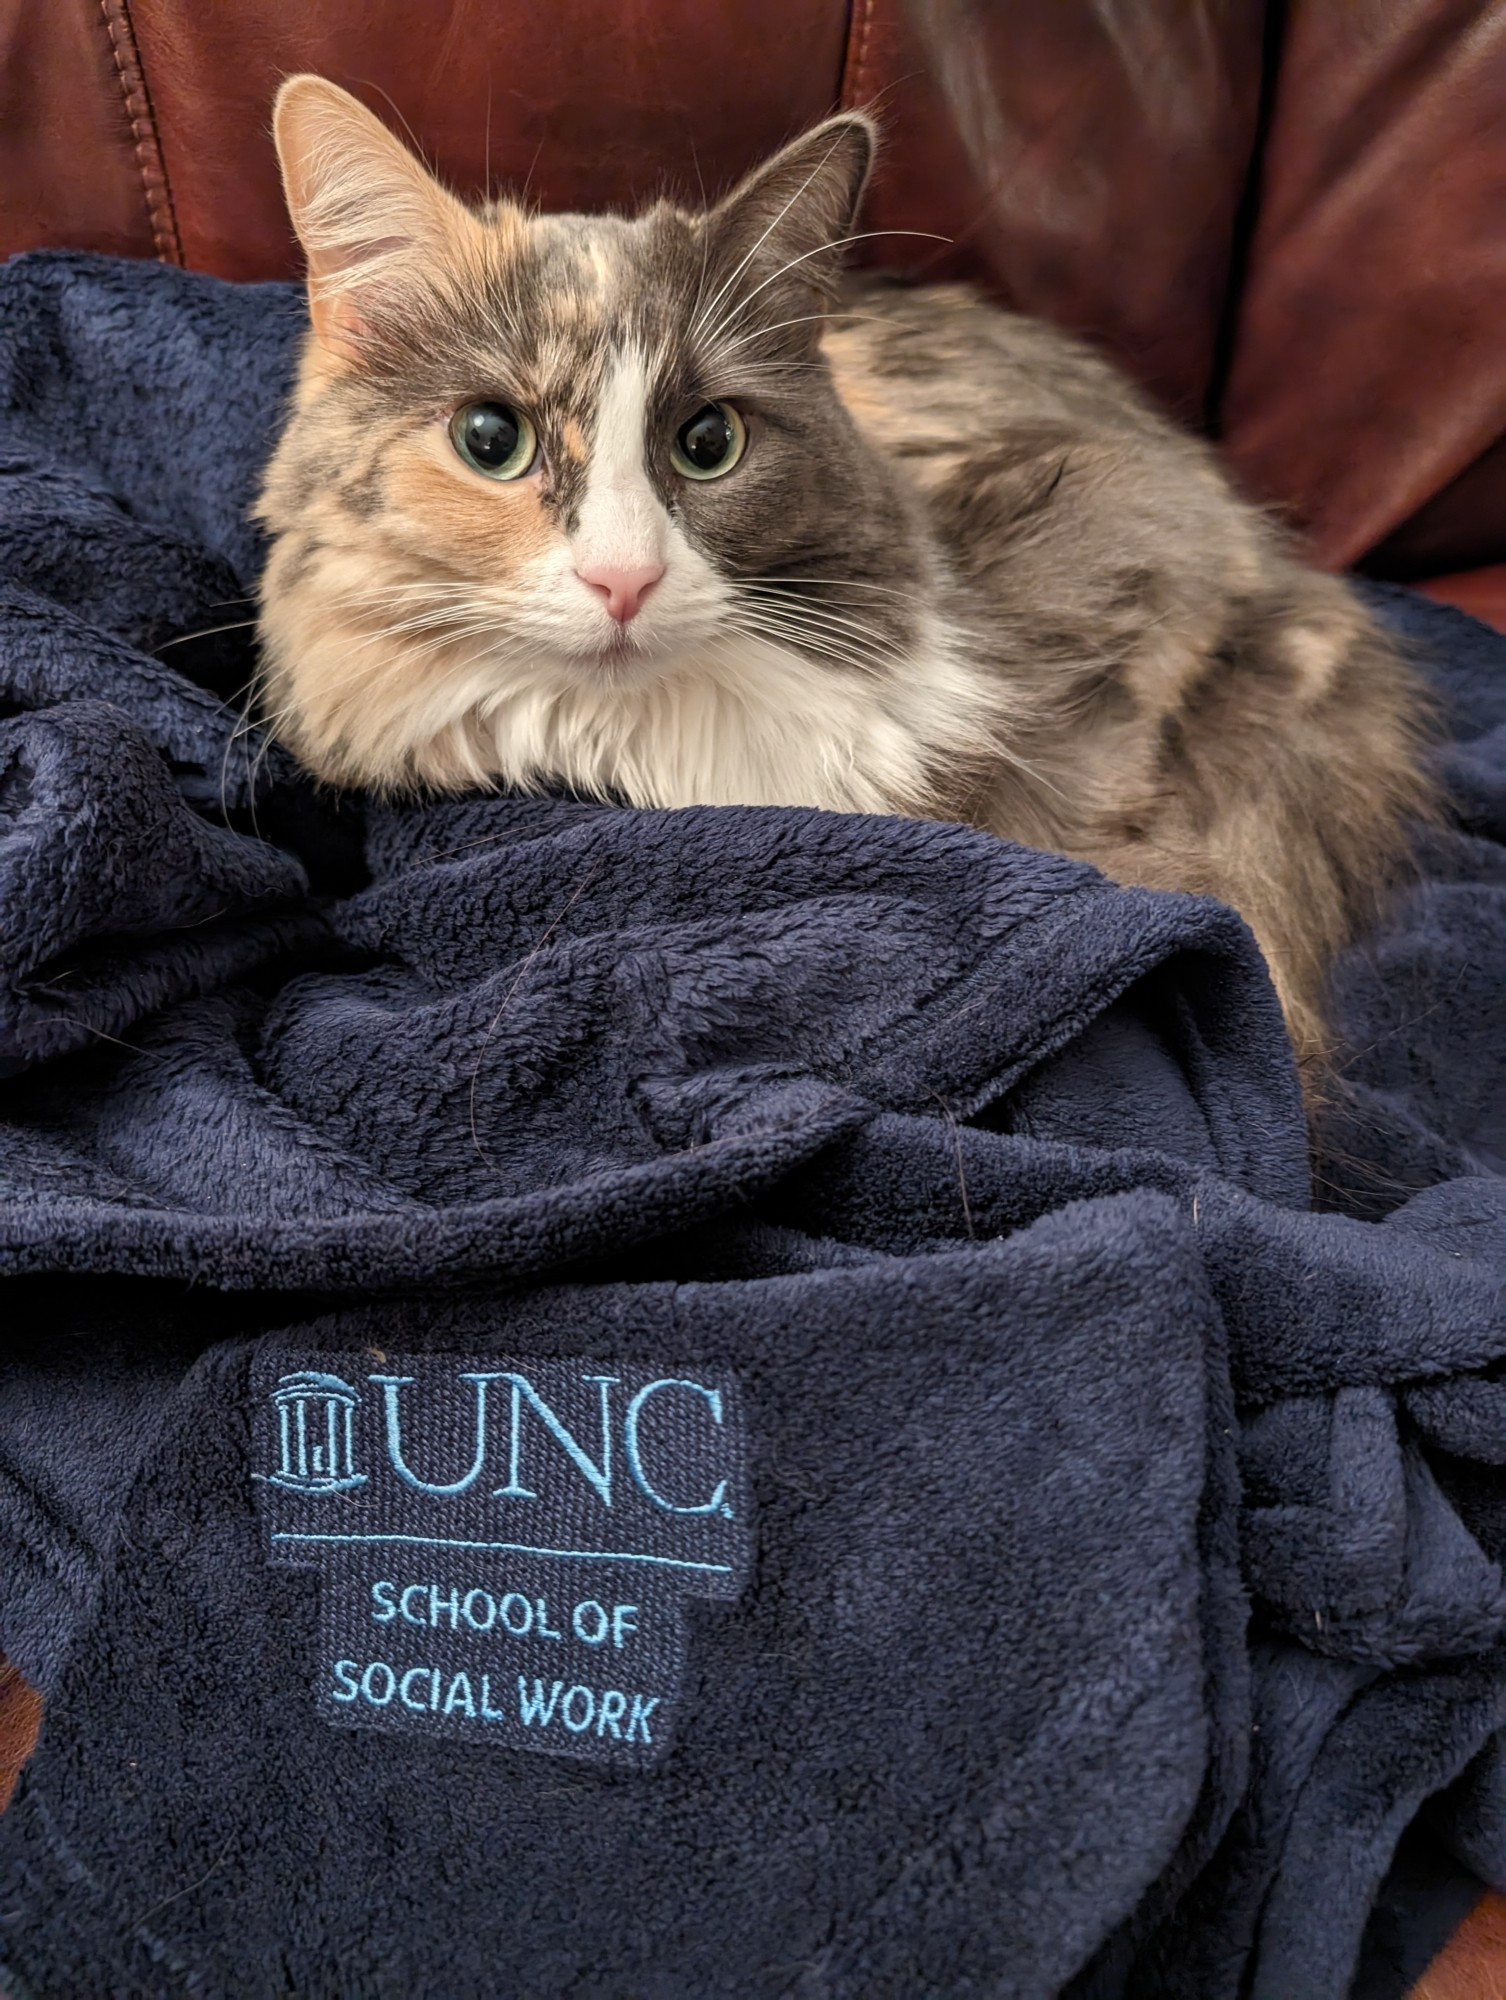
[738,590,888,633]
[155,619,260,653]
[736,596,895,651]
[738,574,914,603]
[728,613,890,678]
[708,310,890,361]
[687,132,860,344]
[700,230,948,351]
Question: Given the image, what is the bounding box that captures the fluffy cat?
[255,76,1432,1070]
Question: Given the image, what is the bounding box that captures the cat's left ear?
[703,115,876,324]
[272,74,480,364]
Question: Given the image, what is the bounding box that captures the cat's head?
[255,77,945,805]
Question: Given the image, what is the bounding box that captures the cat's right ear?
[703,115,877,320]
[272,76,475,363]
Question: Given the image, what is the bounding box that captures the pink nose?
[575,562,664,625]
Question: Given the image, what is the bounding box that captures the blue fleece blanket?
[0,252,1502,2000]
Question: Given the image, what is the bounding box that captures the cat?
[255,75,1433,1072]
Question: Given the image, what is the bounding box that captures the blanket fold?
[0,251,1503,2000]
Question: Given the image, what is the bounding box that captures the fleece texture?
[0,252,1503,1999]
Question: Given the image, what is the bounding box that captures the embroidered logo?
[264,1372,367,1493]
[252,1352,750,1768]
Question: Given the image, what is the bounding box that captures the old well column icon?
[267,1372,367,1493]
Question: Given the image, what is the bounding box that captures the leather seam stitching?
[98,0,183,265]
[841,0,879,106]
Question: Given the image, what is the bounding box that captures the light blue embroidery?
[270,1530,734,1575]
[257,1350,749,1766]
[492,1374,617,1508]
[500,1593,535,1636]
[370,1371,622,1505]
[371,1373,501,1496]
[627,1694,660,1743]
[360,1661,396,1705]
[463,1590,495,1632]
[258,1374,367,1494]
[400,1667,436,1713]
[518,1678,562,1728]
[512,1678,658,1740]
[624,1379,730,1516]
[561,1686,595,1733]
[573,1600,609,1645]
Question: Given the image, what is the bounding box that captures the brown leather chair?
[8,0,1506,600]
[3,3,1505,1989]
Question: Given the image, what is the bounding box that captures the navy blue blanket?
[0,252,1503,2000]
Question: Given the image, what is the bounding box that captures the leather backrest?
[1216,0,1506,570]
[4,0,1506,577]
[121,0,853,282]
[849,0,1269,427]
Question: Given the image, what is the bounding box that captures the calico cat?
[255,76,1432,1070]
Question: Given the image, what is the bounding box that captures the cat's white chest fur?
[464,615,995,815]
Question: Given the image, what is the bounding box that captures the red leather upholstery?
[5,2,1506,582]
[1375,435,1506,586]
[1,13,1505,1991]
[842,0,1269,425]
[1421,564,1506,635]
[0,1659,42,1812]
[126,0,852,282]
[1217,1,1506,570]
[1413,1890,1506,2000]
[0,0,162,264]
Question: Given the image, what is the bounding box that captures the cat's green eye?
[671,402,747,481]
[449,401,537,481]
